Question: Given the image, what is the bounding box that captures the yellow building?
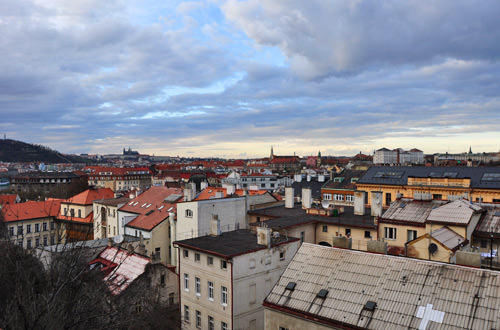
[357,166,500,207]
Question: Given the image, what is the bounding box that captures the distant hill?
[0,139,90,163]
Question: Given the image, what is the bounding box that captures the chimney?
[189,182,196,199]
[307,175,311,182]
[184,187,192,202]
[354,191,366,216]
[215,191,224,198]
[200,181,208,191]
[296,174,302,183]
[302,188,312,209]
[222,183,235,195]
[371,191,383,217]
[137,233,146,255]
[257,225,271,248]
[210,214,221,236]
[318,175,325,182]
[285,187,294,208]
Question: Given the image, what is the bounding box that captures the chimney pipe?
[285,187,294,208]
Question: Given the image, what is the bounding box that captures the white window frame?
[184,273,189,291]
[384,227,397,240]
[184,305,190,322]
[208,281,214,300]
[334,194,344,201]
[221,286,228,306]
[345,195,354,202]
[195,277,201,296]
[322,193,332,201]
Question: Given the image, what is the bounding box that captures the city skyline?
[1,1,500,158]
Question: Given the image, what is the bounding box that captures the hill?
[0,139,90,163]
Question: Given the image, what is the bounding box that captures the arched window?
[185,209,193,218]
[318,241,332,247]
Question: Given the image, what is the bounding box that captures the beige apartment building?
[174,227,300,330]
[92,196,130,239]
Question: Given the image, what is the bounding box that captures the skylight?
[374,171,404,179]
[481,173,500,182]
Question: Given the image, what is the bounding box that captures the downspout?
[230,258,234,330]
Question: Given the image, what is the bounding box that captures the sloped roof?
[0,194,18,205]
[119,186,183,215]
[125,208,171,231]
[89,246,150,295]
[322,169,367,191]
[57,212,93,224]
[427,199,483,225]
[64,188,114,205]
[2,199,62,222]
[194,187,269,201]
[265,243,500,329]
[381,198,447,224]
[474,204,500,237]
[429,226,465,250]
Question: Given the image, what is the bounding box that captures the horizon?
[1,1,500,158]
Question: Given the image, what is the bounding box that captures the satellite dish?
[428,243,438,255]
[113,235,124,244]
[321,200,330,209]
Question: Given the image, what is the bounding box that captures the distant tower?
[317,150,322,167]
[469,146,472,154]
[270,146,274,161]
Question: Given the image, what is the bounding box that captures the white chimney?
[184,187,192,202]
[307,175,311,182]
[296,174,302,183]
[371,191,383,217]
[302,188,312,209]
[354,191,366,216]
[210,214,221,236]
[318,175,325,182]
[257,226,271,247]
[200,181,208,191]
[215,191,224,199]
[222,183,235,195]
[285,187,294,208]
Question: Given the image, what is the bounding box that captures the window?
[50,236,55,245]
[43,222,47,231]
[481,240,487,248]
[17,225,23,235]
[195,253,200,261]
[207,256,213,265]
[280,251,285,261]
[18,240,23,248]
[70,209,75,217]
[323,193,332,200]
[345,228,351,237]
[50,222,55,230]
[184,305,190,322]
[184,273,189,291]
[384,227,397,240]
[364,231,371,239]
[43,236,48,246]
[432,194,442,200]
[196,311,201,328]
[407,230,417,241]
[334,194,344,201]
[9,227,14,237]
[185,209,193,218]
[322,225,328,232]
[27,238,32,248]
[208,281,214,300]
[221,286,228,305]
[160,274,166,287]
[346,195,354,202]
[195,277,201,295]
[385,193,392,206]
[279,327,289,330]
[26,224,31,234]
[35,223,40,233]
[333,177,344,182]
[208,316,214,330]
[183,249,189,258]
[221,260,227,269]
[78,209,81,218]
[168,292,175,305]
[221,321,228,330]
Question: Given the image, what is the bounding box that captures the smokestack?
[257,226,271,248]
[285,187,294,208]
[302,188,312,209]
[371,191,383,217]
[354,191,366,216]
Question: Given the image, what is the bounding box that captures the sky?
[1,0,500,158]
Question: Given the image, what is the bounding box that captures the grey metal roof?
[291,180,324,199]
[474,204,500,237]
[357,165,500,189]
[94,197,131,206]
[427,199,482,224]
[429,227,465,250]
[265,243,500,329]
[322,169,367,190]
[381,198,447,224]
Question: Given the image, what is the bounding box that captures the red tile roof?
[0,194,18,205]
[194,187,269,201]
[126,208,171,231]
[64,188,114,205]
[119,186,183,215]
[83,166,152,176]
[2,199,62,222]
[57,212,94,224]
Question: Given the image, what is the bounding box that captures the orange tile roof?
[2,199,62,222]
[126,208,171,231]
[119,186,183,215]
[57,212,94,224]
[0,194,18,205]
[64,188,114,205]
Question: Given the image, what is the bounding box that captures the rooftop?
[174,229,299,258]
[119,186,183,215]
[2,199,62,222]
[265,243,500,329]
[381,198,447,224]
[64,188,114,205]
[427,199,483,225]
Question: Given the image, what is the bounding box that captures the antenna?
[321,200,330,209]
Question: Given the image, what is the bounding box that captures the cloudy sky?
[1,0,500,158]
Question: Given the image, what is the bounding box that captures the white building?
[373,148,424,165]
[175,226,300,330]
[93,197,130,239]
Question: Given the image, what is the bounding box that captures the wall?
[378,222,426,250]
[265,308,341,330]
[316,223,376,251]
